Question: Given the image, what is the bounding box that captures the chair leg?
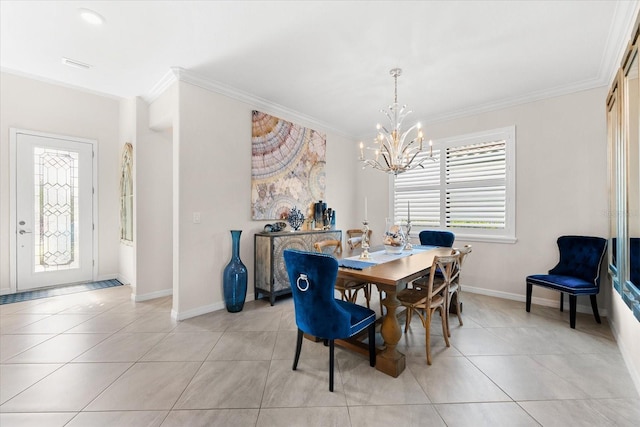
[346,289,354,303]
[364,284,371,309]
[293,329,303,370]
[444,290,451,338]
[590,295,601,324]
[569,294,577,329]
[454,290,463,327]
[560,292,564,312]
[440,307,450,348]
[425,311,432,365]
[405,307,412,333]
[368,322,376,367]
[526,282,532,312]
[329,339,335,392]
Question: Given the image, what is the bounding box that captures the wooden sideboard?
[254,229,342,305]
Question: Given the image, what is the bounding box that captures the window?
[393,126,516,243]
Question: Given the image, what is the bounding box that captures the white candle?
[364,197,368,220]
[359,141,364,160]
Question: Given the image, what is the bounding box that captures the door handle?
[19,229,32,235]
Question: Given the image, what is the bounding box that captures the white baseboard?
[115,273,131,286]
[132,288,172,302]
[464,285,608,317]
[171,292,256,321]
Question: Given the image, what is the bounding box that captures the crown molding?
[142,68,179,104]
[601,0,640,87]
[145,66,351,139]
[0,67,122,101]
[421,75,608,127]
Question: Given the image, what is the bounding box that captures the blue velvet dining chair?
[419,230,455,247]
[283,249,376,392]
[525,235,607,329]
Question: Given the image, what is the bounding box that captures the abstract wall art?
[251,111,326,220]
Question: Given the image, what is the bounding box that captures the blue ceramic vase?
[223,230,247,312]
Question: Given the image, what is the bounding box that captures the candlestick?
[364,197,368,220]
[359,220,372,260]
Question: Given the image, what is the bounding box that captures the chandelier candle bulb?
[429,139,433,157]
[408,201,411,222]
[359,142,364,160]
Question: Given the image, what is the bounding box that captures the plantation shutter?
[445,140,507,229]
[393,127,512,237]
[394,149,441,227]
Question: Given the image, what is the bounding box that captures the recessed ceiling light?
[78,8,105,25]
[62,57,92,70]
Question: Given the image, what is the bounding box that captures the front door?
[15,130,95,291]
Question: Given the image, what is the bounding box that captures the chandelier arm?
[380,148,392,169]
[399,137,421,156]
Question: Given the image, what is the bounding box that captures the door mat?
[0,279,124,305]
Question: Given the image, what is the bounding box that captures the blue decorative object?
[283,249,376,391]
[526,235,607,328]
[419,230,455,247]
[287,206,304,231]
[223,230,248,312]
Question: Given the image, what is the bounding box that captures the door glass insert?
[33,147,80,272]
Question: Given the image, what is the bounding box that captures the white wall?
[133,96,173,301]
[0,72,121,290]
[357,86,611,312]
[168,80,357,319]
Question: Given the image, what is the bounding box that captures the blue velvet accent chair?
[526,236,607,329]
[419,230,455,247]
[283,249,376,392]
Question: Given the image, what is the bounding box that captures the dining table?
[337,245,453,377]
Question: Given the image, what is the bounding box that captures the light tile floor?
[1,285,639,426]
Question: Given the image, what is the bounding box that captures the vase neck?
[230,230,242,258]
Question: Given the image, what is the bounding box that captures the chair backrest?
[283,249,352,339]
[451,244,472,283]
[419,230,455,247]
[426,250,460,297]
[549,236,607,286]
[346,229,372,250]
[313,239,342,256]
[457,244,472,267]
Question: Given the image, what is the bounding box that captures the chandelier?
[359,68,433,175]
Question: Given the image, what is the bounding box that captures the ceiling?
[1,1,638,138]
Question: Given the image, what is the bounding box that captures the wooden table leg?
[376,289,406,377]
